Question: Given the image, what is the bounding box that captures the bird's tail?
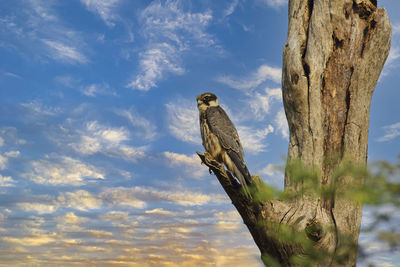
[224,150,253,198]
[236,171,252,198]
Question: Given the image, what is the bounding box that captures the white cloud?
[163,151,206,179]
[0,175,16,187]
[127,43,184,91]
[259,0,288,8]
[17,203,56,214]
[116,108,157,141]
[165,98,201,144]
[274,109,289,139]
[2,233,57,246]
[260,163,279,177]
[127,0,214,91]
[393,24,400,35]
[0,155,7,170]
[100,211,129,223]
[386,45,400,66]
[2,71,21,79]
[55,76,116,97]
[81,83,115,97]
[87,229,113,238]
[378,122,400,142]
[56,212,87,225]
[215,221,242,230]
[28,0,58,22]
[0,137,4,148]
[237,125,274,154]
[0,1,89,65]
[0,127,26,146]
[69,121,147,162]
[20,101,60,116]
[248,87,282,120]
[163,152,200,166]
[223,0,239,18]
[58,190,102,211]
[0,150,20,170]
[80,0,120,27]
[54,75,79,87]
[216,64,281,91]
[4,151,20,158]
[102,186,226,207]
[145,208,174,216]
[23,155,104,186]
[100,187,146,209]
[214,210,241,221]
[42,40,88,64]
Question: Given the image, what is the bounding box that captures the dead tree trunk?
[198,0,391,266]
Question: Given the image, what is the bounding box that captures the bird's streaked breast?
[200,116,222,161]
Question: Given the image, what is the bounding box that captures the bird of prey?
[196,92,252,196]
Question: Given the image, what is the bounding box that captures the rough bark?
[197,0,391,266]
[282,0,391,265]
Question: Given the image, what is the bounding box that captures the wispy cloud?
[247,87,282,120]
[67,121,147,162]
[56,212,87,225]
[259,163,285,187]
[55,76,116,97]
[116,107,157,141]
[384,45,400,72]
[145,208,175,216]
[214,210,241,221]
[127,0,214,91]
[22,155,104,186]
[127,43,184,91]
[216,64,281,91]
[274,108,289,139]
[2,232,58,247]
[42,40,88,64]
[1,71,21,79]
[237,125,274,154]
[377,122,400,142]
[58,190,103,211]
[100,211,129,224]
[17,202,56,214]
[100,187,146,209]
[163,151,206,179]
[0,135,20,170]
[0,174,16,187]
[0,1,88,64]
[223,0,239,18]
[382,24,400,77]
[102,186,226,207]
[215,220,242,230]
[80,0,121,27]
[81,83,115,97]
[20,101,60,117]
[259,0,288,8]
[165,97,201,144]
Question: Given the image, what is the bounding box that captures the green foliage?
[261,253,281,267]
[255,156,400,266]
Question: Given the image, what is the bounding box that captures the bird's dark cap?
[196,92,217,101]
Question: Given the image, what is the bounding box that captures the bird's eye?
[204,96,210,101]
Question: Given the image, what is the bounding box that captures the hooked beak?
[196,95,202,105]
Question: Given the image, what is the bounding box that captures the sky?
[0,0,399,266]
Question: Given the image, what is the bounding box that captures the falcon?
[196,92,252,196]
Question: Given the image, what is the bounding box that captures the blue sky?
[0,0,399,266]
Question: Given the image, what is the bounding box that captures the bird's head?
[196,92,219,111]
